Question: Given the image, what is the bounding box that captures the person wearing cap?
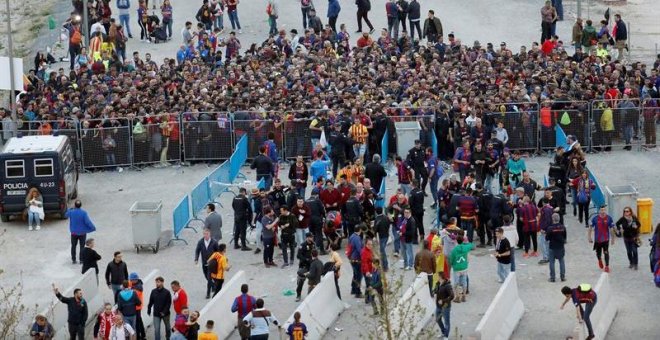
[295,232,315,298]
[129,272,146,339]
[117,279,141,330]
[561,284,598,339]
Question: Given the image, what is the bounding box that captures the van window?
[5,160,25,178]
[34,159,54,177]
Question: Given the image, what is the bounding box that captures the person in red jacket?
[337,174,354,208]
[356,31,373,48]
[320,180,341,211]
[171,280,188,315]
[542,35,558,55]
[361,238,374,303]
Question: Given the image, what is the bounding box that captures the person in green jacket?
[450,237,473,303]
[581,19,597,52]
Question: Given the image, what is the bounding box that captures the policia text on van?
[0,135,79,222]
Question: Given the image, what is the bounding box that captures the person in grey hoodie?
[619,92,637,150]
[117,280,142,330]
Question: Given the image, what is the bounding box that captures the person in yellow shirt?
[336,162,354,183]
[348,119,369,163]
[596,42,609,59]
[208,243,231,297]
[427,227,445,289]
[198,320,219,340]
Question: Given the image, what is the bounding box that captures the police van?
[0,135,78,222]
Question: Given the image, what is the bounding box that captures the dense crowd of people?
[16,1,660,339]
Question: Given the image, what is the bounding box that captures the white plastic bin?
[605,185,638,219]
[395,121,421,157]
[129,201,163,253]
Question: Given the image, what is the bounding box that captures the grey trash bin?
[605,185,638,219]
[129,201,163,254]
[395,121,421,157]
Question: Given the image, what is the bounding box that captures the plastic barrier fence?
[41,270,102,340]
[587,167,607,211]
[171,195,191,244]
[139,269,161,330]
[230,135,248,181]
[208,160,234,200]
[256,178,266,190]
[571,273,617,340]
[388,273,435,338]
[469,272,524,340]
[190,177,211,220]
[381,129,389,164]
[431,131,438,158]
[375,179,386,209]
[283,272,346,339]
[556,125,568,148]
[198,270,247,340]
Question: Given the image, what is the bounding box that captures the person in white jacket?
[243,298,280,339]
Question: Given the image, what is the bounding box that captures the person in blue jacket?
[327,0,341,33]
[66,200,97,264]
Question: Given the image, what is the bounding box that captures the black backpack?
[208,255,220,274]
[322,261,336,275]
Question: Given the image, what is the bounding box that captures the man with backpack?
[116,280,141,330]
[64,19,83,71]
[196,0,214,30]
[266,0,280,36]
[561,284,598,340]
[208,243,231,297]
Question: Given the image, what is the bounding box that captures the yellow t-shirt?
[209,252,228,280]
[198,331,219,340]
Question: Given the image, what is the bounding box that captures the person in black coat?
[344,189,364,236]
[328,124,352,177]
[105,251,129,303]
[355,0,374,33]
[408,179,425,243]
[251,145,275,190]
[232,187,254,251]
[305,191,326,253]
[195,228,219,298]
[147,276,173,339]
[406,140,428,194]
[53,284,88,340]
[81,238,102,279]
[364,154,387,193]
[407,0,421,40]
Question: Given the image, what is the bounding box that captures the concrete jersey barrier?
[139,269,161,330]
[388,273,436,338]
[571,273,617,340]
[40,270,103,340]
[469,272,525,340]
[283,272,346,339]
[198,270,247,340]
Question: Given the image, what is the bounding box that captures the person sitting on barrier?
[560,284,598,340]
[366,258,384,316]
[30,314,55,340]
[242,298,281,339]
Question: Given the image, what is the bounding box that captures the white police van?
[0,135,78,221]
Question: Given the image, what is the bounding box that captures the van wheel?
[1,215,9,222]
[153,240,160,254]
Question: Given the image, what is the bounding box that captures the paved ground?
[2,146,660,339]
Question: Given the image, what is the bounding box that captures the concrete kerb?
[571,273,618,340]
[283,272,346,339]
[388,273,436,338]
[468,272,525,340]
[139,269,161,330]
[198,270,247,340]
[40,270,102,340]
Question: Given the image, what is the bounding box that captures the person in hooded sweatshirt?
[117,279,142,331]
[129,272,146,340]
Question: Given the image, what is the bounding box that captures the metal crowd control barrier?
[489,102,540,152]
[283,118,313,160]
[381,128,389,164]
[180,112,234,162]
[80,119,132,170]
[190,177,211,221]
[170,195,193,245]
[590,98,643,151]
[234,117,283,159]
[540,101,590,150]
[131,113,182,167]
[230,135,248,181]
[26,119,83,161]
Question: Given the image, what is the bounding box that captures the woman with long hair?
[570,170,595,227]
[25,188,44,231]
[615,206,640,270]
[566,157,584,216]
[650,223,660,273]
